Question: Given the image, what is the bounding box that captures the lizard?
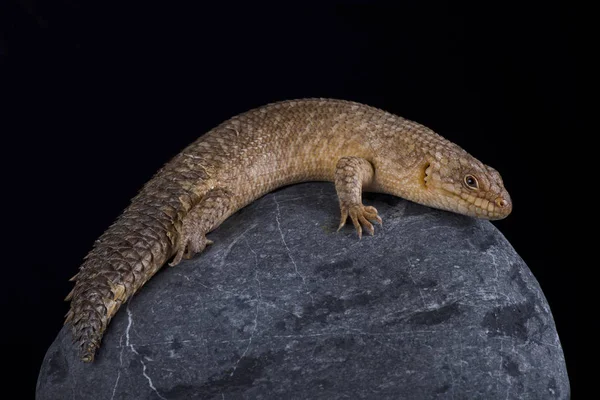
[64,98,512,362]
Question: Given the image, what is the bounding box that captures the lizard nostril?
[495,198,508,208]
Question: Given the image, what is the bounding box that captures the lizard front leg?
[170,188,234,266]
[335,156,382,238]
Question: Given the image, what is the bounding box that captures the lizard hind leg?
[169,188,233,266]
[334,156,383,239]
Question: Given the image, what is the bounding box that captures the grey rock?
[37,183,569,399]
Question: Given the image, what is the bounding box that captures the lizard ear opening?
[422,162,431,187]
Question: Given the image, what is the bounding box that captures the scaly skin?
[65,98,512,362]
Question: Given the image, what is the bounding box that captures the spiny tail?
[63,136,218,361]
[64,194,184,362]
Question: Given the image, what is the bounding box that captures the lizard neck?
[369,152,430,201]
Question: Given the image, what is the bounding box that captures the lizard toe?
[170,234,213,266]
[338,204,381,239]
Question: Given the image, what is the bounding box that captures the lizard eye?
[464,175,479,190]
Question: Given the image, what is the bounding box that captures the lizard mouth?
[434,185,498,219]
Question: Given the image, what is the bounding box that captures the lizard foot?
[337,204,382,239]
[170,233,214,267]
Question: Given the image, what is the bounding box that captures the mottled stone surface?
[37,183,569,399]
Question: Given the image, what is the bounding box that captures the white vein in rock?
[110,334,125,400]
[273,194,313,302]
[126,305,167,400]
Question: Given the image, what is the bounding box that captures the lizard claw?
[337,204,382,239]
[170,234,213,267]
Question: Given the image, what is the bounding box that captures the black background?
[2,1,576,397]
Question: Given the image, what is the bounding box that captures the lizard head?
[420,152,512,220]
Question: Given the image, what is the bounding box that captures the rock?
[37,183,570,399]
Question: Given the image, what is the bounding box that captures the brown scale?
[65,98,512,362]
